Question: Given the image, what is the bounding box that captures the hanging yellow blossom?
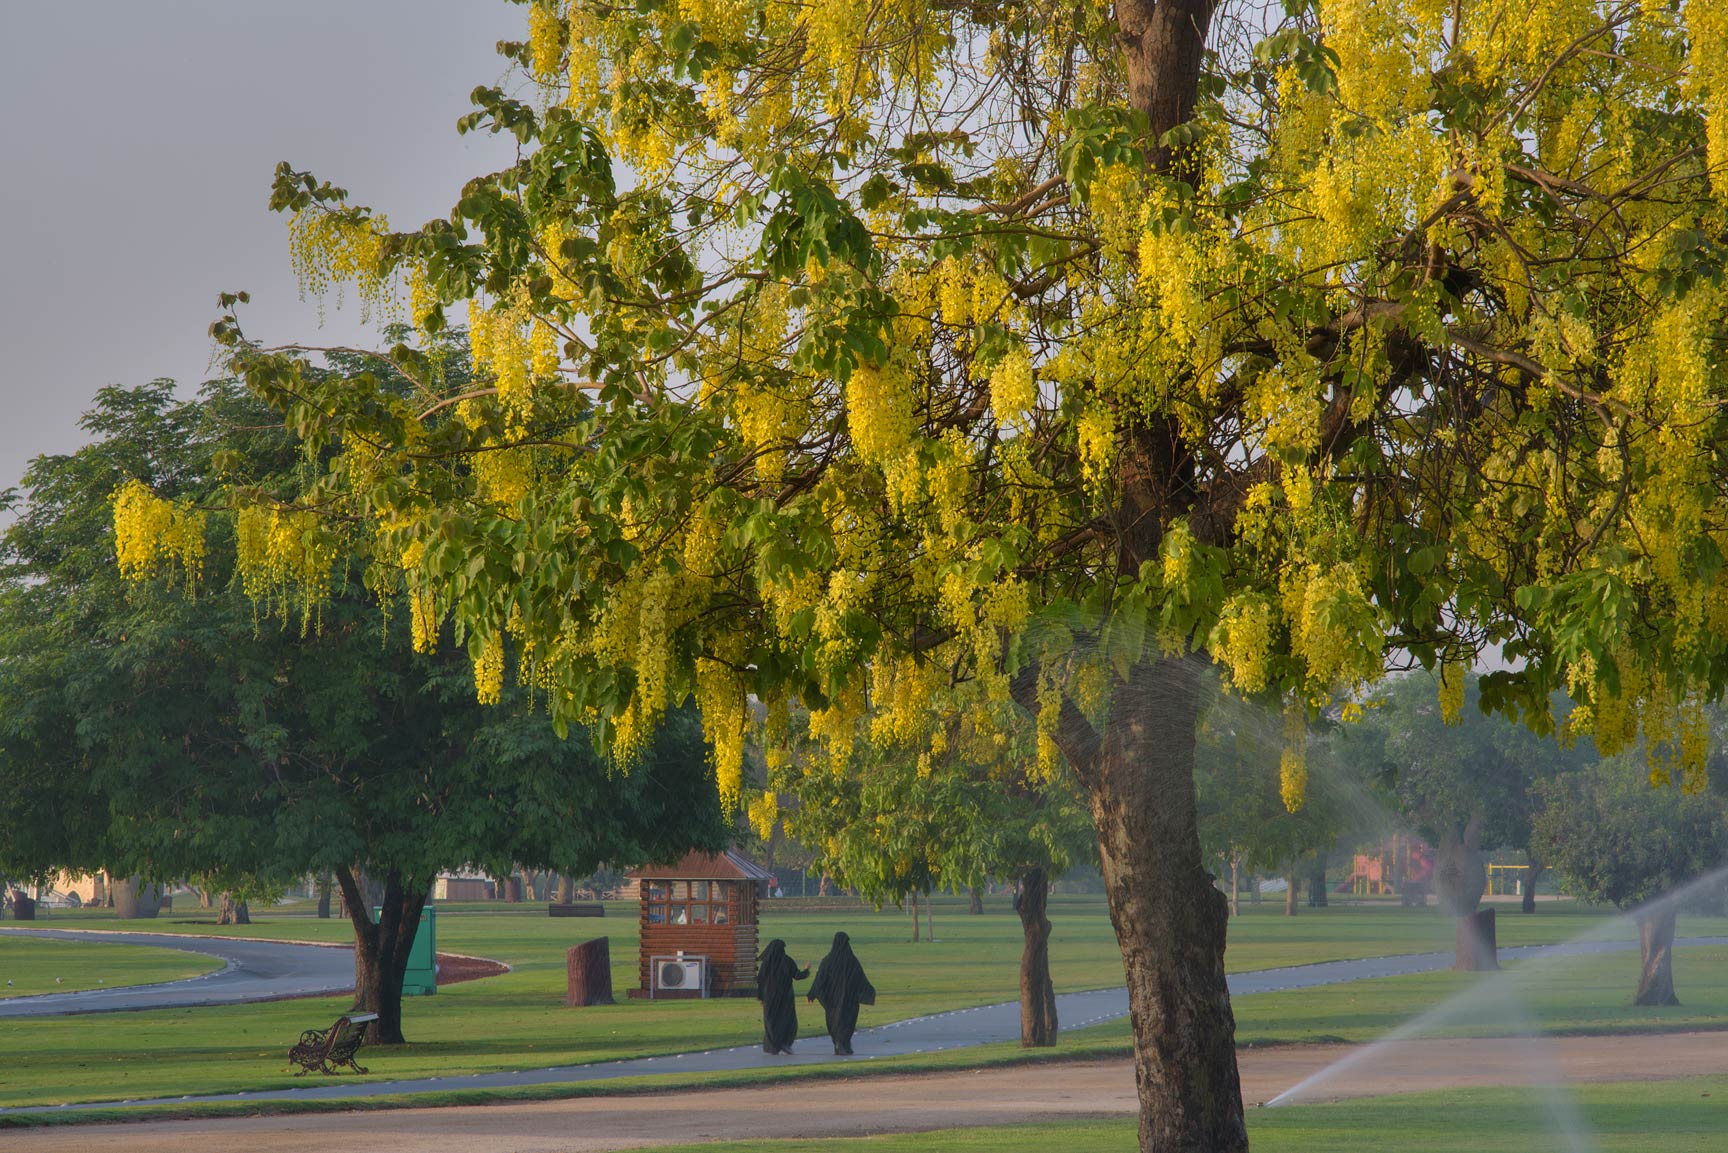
[1438,659,1466,725]
[1280,701,1307,813]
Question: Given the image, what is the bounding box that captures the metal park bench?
[287,1012,378,1075]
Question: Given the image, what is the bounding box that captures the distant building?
[434,874,494,901]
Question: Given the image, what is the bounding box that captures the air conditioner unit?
[651,954,708,998]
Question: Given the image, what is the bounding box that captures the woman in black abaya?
[806,930,875,1055]
[756,939,808,1054]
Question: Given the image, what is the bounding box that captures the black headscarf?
[756,938,807,1052]
[808,931,875,1053]
[809,931,875,1009]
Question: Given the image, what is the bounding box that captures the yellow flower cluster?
[1211,594,1276,693]
[1438,660,1465,725]
[1283,561,1383,695]
[845,362,918,465]
[989,347,1036,429]
[747,790,779,841]
[527,1,565,80]
[287,210,393,320]
[1075,402,1115,494]
[473,634,506,705]
[234,505,336,630]
[695,657,748,810]
[1280,701,1307,813]
[1687,0,1728,203]
[112,480,207,590]
[468,300,535,412]
[1245,367,1324,460]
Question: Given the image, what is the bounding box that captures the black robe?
[807,931,875,1054]
[756,939,808,1053]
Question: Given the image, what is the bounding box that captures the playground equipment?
[1343,836,1435,905]
[1486,862,1531,897]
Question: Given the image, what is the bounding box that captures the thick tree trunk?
[336,864,430,1045]
[1073,656,1247,1153]
[1522,860,1544,914]
[1015,866,1059,1047]
[1435,820,1487,917]
[1308,852,1328,908]
[217,894,250,925]
[1284,866,1299,916]
[969,885,985,915]
[317,876,333,919]
[1634,907,1680,1006]
[558,873,576,904]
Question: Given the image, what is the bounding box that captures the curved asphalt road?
[2,931,1724,1116]
[0,929,353,1018]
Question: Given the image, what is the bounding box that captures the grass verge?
[0,933,222,998]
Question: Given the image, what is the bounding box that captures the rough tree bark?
[1102,2,1243,1139]
[1024,655,1245,1153]
[335,864,430,1044]
[217,893,250,925]
[1634,907,1680,1006]
[558,873,577,904]
[1014,866,1059,1046]
[969,885,985,915]
[1284,865,1300,917]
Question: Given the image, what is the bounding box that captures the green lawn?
[1,896,1723,1112]
[1046,942,1728,1049]
[599,1076,1728,1153]
[0,933,222,998]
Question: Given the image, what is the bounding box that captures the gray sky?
[0,1,524,492]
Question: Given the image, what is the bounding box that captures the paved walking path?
[3,933,1723,1117]
[0,929,353,1017]
[11,1031,1728,1152]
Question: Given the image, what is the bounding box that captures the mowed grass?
[609,1076,1728,1153]
[0,934,222,998]
[1054,942,1728,1054]
[2,895,1725,1110]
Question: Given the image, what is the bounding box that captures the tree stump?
[566,937,616,1006]
[1454,907,1499,971]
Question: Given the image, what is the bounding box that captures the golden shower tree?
[119,0,1728,1146]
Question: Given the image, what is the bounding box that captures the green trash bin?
[375,906,437,996]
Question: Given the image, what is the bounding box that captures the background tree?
[1361,673,1593,917]
[157,0,1728,1143]
[1197,688,1365,916]
[777,703,1094,1046]
[1531,758,1726,1005]
[0,377,727,1041]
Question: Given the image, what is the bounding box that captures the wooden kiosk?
[626,850,772,999]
